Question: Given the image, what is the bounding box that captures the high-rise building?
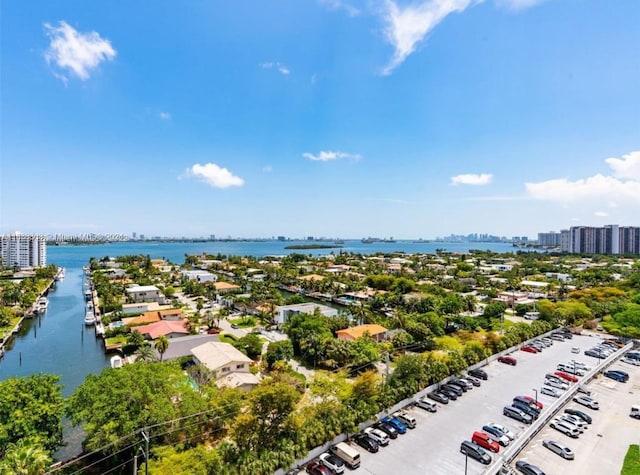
[1,232,47,268]
[567,225,640,255]
[538,232,561,247]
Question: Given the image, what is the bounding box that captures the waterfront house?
[136,320,189,339]
[337,324,388,342]
[181,270,217,283]
[122,308,184,327]
[122,302,162,315]
[190,342,260,391]
[275,303,339,325]
[126,285,165,304]
[213,281,242,294]
[152,333,219,360]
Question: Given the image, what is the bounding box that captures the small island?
[284,244,343,250]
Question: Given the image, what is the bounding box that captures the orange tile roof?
[122,313,161,327]
[135,320,189,339]
[336,324,388,340]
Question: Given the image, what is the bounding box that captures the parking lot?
[514,354,640,474]
[330,333,623,475]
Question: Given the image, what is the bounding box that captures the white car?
[364,427,390,446]
[622,357,640,366]
[487,422,515,441]
[319,452,345,474]
[571,360,592,371]
[573,395,599,410]
[559,416,585,433]
[561,414,588,430]
[414,397,438,412]
[545,378,569,391]
[540,386,560,398]
[549,419,580,438]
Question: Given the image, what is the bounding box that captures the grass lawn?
[218,334,238,344]
[228,316,257,328]
[0,316,24,338]
[621,445,640,475]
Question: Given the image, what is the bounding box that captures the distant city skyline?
[1,1,638,237]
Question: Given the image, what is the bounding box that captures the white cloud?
[44,21,116,81]
[159,112,171,120]
[319,0,361,16]
[594,211,608,217]
[302,151,362,162]
[182,163,244,189]
[451,173,493,186]
[260,62,291,75]
[262,165,273,173]
[525,150,640,203]
[381,0,479,75]
[525,174,640,202]
[605,150,640,180]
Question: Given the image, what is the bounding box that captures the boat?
[95,323,105,337]
[110,355,123,369]
[37,297,49,312]
[84,289,93,301]
[84,310,96,326]
[83,265,91,275]
[55,267,66,281]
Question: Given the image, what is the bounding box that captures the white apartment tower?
[0,232,47,268]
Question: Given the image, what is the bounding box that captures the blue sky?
[1,0,638,239]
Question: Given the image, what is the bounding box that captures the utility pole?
[142,429,150,475]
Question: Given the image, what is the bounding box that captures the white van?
[393,410,417,428]
[330,442,361,469]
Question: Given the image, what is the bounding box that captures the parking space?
[514,356,640,474]
[331,333,611,475]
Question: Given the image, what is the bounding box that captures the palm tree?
[0,439,51,475]
[135,344,157,363]
[154,335,170,361]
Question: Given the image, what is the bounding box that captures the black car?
[564,408,592,424]
[446,381,468,393]
[427,391,449,404]
[604,370,628,382]
[515,460,546,475]
[354,434,379,453]
[512,401,539,419]
[442,384,464,396]
[469,368,488,380]
[374,422,398,439]
[439,388,458,400]
[460,440,492,465]
[465,375,482,386]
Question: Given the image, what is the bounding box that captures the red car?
[306,461,332,475]
[520,395,544,409]
[521,345,539,354]
[498,355,517,366]
[554,371,579,383]
[471,431,500,453]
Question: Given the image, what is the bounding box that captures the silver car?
[545,378,569,391]
[487,422,516,441]
[543,440,575,460]
[540,386,560,398]
[573,395,599,410]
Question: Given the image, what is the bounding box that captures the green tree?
[126,329,145,350]
[0,438,52,475]
[265,340,294,369]
[135,344,158,363]
[233,333,263,360]
[154,335,170,361]
[0,375,63,456]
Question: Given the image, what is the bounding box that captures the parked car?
[512,401,540,419]
[573,395,599,410]
[498,355,517,366]
[427,391,449,404]
[543,440,575,460]
[557,364,585,376]
[393,411,417,428]
[453,378,474,389]
[516,395,544,410]
[471,431,500,453]
[306,461,333,475]
[364,427,390,446]
[571,346,580,354]
[354,434,379,453]
[521,345,539,354]
[564,408,592,424]
[318,453,345,474]
[469,368,488,380]
[554,371,579,383]
[604,369,629,382]
[230,323,239,329]
[545,378,569,391]
[439,388,458,400]
[575,385,592,396]
[381,416,407,434]
[414,397,438,412]
[622,357,640,366]
[444,382,466,394]
[465,375,482,386]
[460,440,492,465]
[550,334,565,341]
[540,386,560,398]
[549,419,580,438]
[545,373,564,383]
[584,349,606,359]
[482,425,510,446]
[560,414,588,431]
[516,460,547,475]
[374,422,398,439]
[503,406,532,424]
[487,422,516,440]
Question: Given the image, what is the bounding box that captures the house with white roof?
[126,285,165,304]
[190,342,260,391]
